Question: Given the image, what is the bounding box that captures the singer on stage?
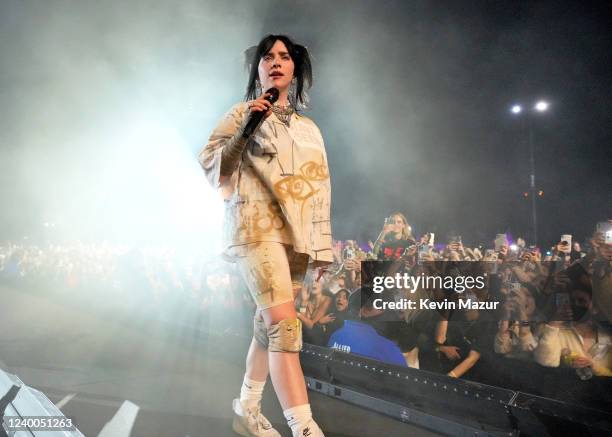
[199,35,333,437]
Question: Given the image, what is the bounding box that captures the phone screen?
[494,234,507,251]
[560,234,572,254]
[596,222,612,244]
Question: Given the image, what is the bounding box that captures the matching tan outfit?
[199,102,333,309]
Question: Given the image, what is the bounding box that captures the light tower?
[510,100,549,245]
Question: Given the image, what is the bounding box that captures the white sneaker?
[232,399,281,437]
[292,419,325,437]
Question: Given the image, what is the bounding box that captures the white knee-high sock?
[283,403,313,434]
[239,375,266,410]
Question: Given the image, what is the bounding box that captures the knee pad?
[267,318,302,353]
[253,311,269,349]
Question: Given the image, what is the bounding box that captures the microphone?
[241,87,279,138]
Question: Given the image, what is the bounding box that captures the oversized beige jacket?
[199,102,333,266]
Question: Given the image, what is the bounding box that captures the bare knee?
[261,301,297,327]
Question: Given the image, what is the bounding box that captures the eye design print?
[300,161,329,181]
[274,175,316,201]
[273,160,329,201]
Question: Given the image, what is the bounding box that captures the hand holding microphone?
[247,93,274,116]
[242,87,279,138]
[220,87,279,177]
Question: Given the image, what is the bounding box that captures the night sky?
[0,0,610,249]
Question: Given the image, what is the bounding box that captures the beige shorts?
[234,242,310,310]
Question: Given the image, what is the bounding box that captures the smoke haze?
[1,0,610,248]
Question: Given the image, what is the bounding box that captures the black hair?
[571,285,593,297]
[244,34,312,107]
[335,288,350,300]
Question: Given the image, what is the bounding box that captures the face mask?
[571,305,589,321]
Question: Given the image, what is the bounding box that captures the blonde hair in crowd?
[390,211,414,241]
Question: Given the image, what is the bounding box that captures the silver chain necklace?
[271,103,294,127]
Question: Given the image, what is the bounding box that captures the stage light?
[511,104,522,114]
[534,101,549,112]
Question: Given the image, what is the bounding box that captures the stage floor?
[0,284,439,437]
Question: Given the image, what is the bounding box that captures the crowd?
[1,215,610,404]
[292,214,611,406]
[0,242,255,331]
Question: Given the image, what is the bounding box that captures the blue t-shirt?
[327,320,407,367]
